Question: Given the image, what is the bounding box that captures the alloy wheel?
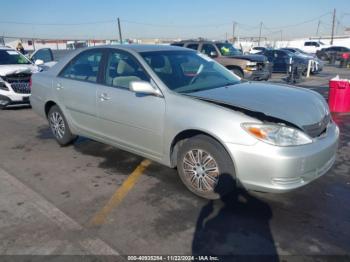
[49,112,65,139]
[182,149,220,192]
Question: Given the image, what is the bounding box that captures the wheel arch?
[225,65,244,77]
[44,100,57,117]
[169,129,236,171]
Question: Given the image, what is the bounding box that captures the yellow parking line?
[89,159,151,226]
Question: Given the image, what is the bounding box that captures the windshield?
[216,43,242,56]
[0,50,31,65]
[141,51,240,94]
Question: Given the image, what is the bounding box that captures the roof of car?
[172,40,228,44]
[82,44,191,53]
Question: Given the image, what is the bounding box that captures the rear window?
[171,43,184,47]
[186,44,199,51]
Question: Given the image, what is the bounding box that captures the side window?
[186,44,199,51]
[31,48,54,63]
[201,44,217,56]
[275,50,287,58]
[60,50,102,83]
[105,51,149,89]
[171,43,184,47]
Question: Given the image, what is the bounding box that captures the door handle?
[99,93,111,101]
[56,83,63,90]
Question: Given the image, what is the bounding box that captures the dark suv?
[316,46,350,61]
[171,40,271,80]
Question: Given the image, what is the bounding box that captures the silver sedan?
[30,45,339,199]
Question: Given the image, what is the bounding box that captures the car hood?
[227,54,267,62]
[186,82,329,129]
[0,64,40,76]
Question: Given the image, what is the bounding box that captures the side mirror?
[34,59,44,65]
[129,81,162,96]
[209,51,218,58]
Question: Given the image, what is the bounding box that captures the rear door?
[55,49,104,135]
[96,49,165,158]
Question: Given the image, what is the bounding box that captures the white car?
[300,41,330,54]
[249,47,266,54]
[0,46,55,108]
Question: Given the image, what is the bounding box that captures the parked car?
[249,47,267,54]
[340,52,350,68]
[300,41,330,54]
[31,45,339,199]
[258,49,309,73]
[171,40,271,80]
[316,46,350,61]
[0,46,55,108]
[281,48,323,74]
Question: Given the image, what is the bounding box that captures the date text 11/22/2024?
[127,255,219,261]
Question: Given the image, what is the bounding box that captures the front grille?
[2,73,31,94]
[11,82,31,94]
[257,62,265,70]
[303,114,330,138]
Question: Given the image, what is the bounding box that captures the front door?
[96,49,165,158]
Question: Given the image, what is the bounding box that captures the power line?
[264,11,332,30]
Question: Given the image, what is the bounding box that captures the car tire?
[47,105,77,146]
[232,68,244,78]
[176,135,236,200]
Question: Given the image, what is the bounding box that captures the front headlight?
[245,61,258,71]
[0,77,9,91]
[241,123,312,146]
[246,61,257,66]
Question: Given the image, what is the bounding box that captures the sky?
[1,0,350,40]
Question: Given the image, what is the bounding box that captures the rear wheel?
[47,105,76,146]
[176,135,236,199]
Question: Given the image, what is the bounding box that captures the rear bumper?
[225,122,339,193]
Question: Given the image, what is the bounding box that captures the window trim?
[57,48,107,84]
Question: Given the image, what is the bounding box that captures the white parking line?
[0,167,119,255]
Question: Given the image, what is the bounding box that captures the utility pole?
[331,8,336,45]
[117,17,123,44]
[232,22,236,43]
[316,20,321,36]
[280,30,283,41]
[258,22,263,46]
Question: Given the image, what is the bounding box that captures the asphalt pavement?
[0,65,349,261]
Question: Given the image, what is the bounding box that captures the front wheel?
[48,105,76,146]
[176,135,236,199]
[231,68,244,78]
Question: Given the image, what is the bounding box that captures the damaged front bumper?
[244,62,272,81]
[225,122,339,193]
